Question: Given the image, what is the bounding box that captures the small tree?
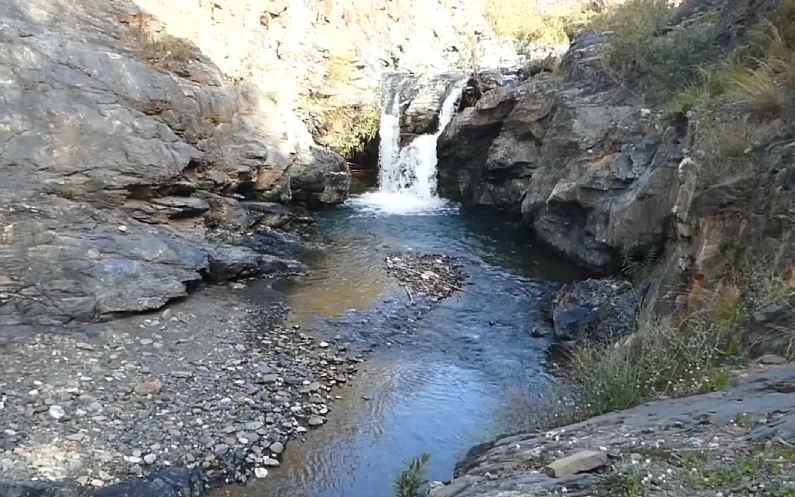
[463,33,484,95]
[393,453,431,497]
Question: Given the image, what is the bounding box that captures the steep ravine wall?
[0,0,512,335]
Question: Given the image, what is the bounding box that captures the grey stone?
[261,374,279,384]
[543,450,608,478]
[49,405,66,420]
[269,442,284,454]
[759,354,787,365]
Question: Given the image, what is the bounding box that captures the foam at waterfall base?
[346,192,457,216]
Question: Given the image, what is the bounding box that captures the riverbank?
[430,362,795,497]
[0,250,472,495]
[0,284,361,489]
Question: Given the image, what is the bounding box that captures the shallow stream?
[218,198,586,497]
[215,76,586,497]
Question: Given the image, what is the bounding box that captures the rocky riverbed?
[0,251,471,496]
[0,285,362,492]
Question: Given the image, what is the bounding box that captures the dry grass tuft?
[480,0,582,46]
[567,313,732,416]
[145,35,194,63]
[725,60,785,117]
[326,55,354,85]
[693,115,772,186]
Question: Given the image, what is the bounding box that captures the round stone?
[49,405,66,420]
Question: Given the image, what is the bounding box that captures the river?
[212,77,585,497]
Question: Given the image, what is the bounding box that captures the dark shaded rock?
[204,245,266,281]
[550,279,640,344]
[240,232,306,258]
[0,481,86,497]
[552,306,600,341]
[243,202,296,229]
[92,468,203,497]
[0,191,207,332]
[743,296,795,358]
[439,69,684,270]
[559,33,611,83]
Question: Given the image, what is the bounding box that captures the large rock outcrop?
[437,56,685,270]
[0,0,338,338]
[430,363,795,497]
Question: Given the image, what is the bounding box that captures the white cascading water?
[351,79,467,215]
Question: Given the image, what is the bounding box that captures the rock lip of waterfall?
[348,78,467,215]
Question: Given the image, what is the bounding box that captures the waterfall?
[350,78,466,214]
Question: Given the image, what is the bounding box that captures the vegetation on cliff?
[477,0,795,429]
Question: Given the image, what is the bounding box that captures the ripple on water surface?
[215,195,587,497]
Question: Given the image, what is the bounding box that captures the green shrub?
[568,315,728,416]
[317,106,379,160]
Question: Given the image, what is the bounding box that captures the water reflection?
[216,201,586,497]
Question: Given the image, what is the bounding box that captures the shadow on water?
[215,200,588,497]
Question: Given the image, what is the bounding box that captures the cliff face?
[438,35,685,271]
[132,0,522,141]
[437,0,795,288]
[0,0,510,335]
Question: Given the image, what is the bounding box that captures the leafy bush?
[317,106,379,160]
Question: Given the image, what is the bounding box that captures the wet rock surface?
[432,364,795,497]
[0,287,362,491]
